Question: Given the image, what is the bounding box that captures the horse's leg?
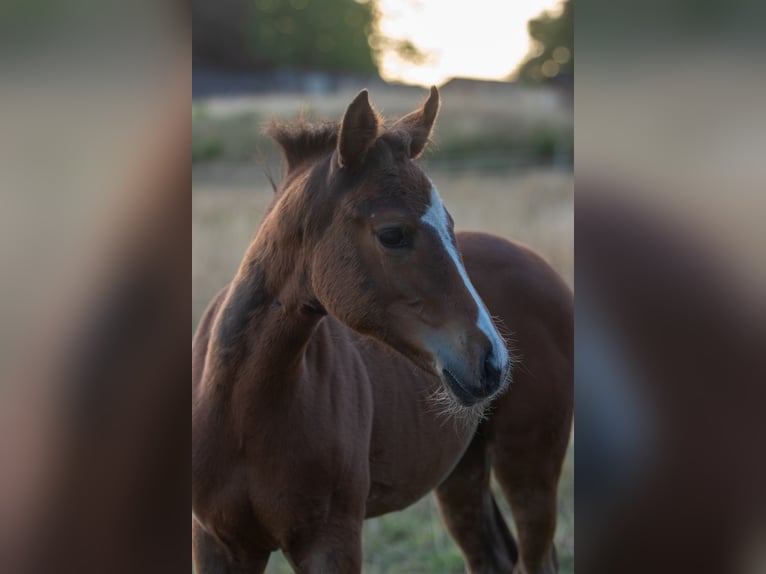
[490,394,571,574]
[192,520,270,574]
[434,432,518,573]
[492,455,558,574]
[284,522,363,574]
[492,448,561,574]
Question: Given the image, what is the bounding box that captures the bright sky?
[375,0,563,86]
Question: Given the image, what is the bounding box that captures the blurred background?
[192,0,573,572]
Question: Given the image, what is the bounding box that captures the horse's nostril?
[482,349,502,392]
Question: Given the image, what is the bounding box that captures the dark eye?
[376,227,409,249]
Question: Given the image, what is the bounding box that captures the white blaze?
[420,184,509,369]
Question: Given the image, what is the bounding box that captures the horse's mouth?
[441,368,485,407]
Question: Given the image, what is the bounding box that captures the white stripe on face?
[420,184,509,370]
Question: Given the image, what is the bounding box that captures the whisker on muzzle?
[489,315,520,390]
[424,385,488,432]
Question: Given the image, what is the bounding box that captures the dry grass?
[192,165,573,573]
[193,84,572,166]
[196,83,568,124]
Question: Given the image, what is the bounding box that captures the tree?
[252,0,378,74]
[193,0,379,74]
[516,0,573,83]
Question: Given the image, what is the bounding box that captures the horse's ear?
[394,86,440,159]
[338,89,380,168]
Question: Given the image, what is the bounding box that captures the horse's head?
[271,88,511,408]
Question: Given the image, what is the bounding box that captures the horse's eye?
[376,227,409,249]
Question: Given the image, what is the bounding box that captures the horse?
[192,87,573,574]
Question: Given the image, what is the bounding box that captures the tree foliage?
[193,0,379,74]
[517,0,573,82]
[250,0,377,73]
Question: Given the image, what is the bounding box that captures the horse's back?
[457,231,573,438]
[457,231,572,345]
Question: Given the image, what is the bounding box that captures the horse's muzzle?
[481,348,507,396]
[440,347,510,406]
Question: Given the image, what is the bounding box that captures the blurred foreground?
[576,1,766,572]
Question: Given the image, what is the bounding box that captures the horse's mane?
[266,115,415,189]
[266,119,340,174]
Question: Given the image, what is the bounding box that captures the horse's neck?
[199,201,320,411]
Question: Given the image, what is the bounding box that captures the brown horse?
[192,88,573,574]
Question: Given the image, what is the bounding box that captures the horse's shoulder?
[308,316,366,360]
[193,284,231,388]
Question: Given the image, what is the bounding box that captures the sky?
[375,0,563,86]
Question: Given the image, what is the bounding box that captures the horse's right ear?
[337,90,380,169]
[393,86,440,158]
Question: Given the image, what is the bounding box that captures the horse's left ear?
[393,86,440,159]
[338,89,381,169]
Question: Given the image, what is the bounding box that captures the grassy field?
[193,86,573,573]
[192,84,572,169]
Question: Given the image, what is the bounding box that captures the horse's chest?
[365,429,473,517]
[242,414,371,534]
[248,470,334,536]
[365,396,476,516]
[197,441,364,553]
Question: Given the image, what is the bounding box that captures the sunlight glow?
[376,0,563,86]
